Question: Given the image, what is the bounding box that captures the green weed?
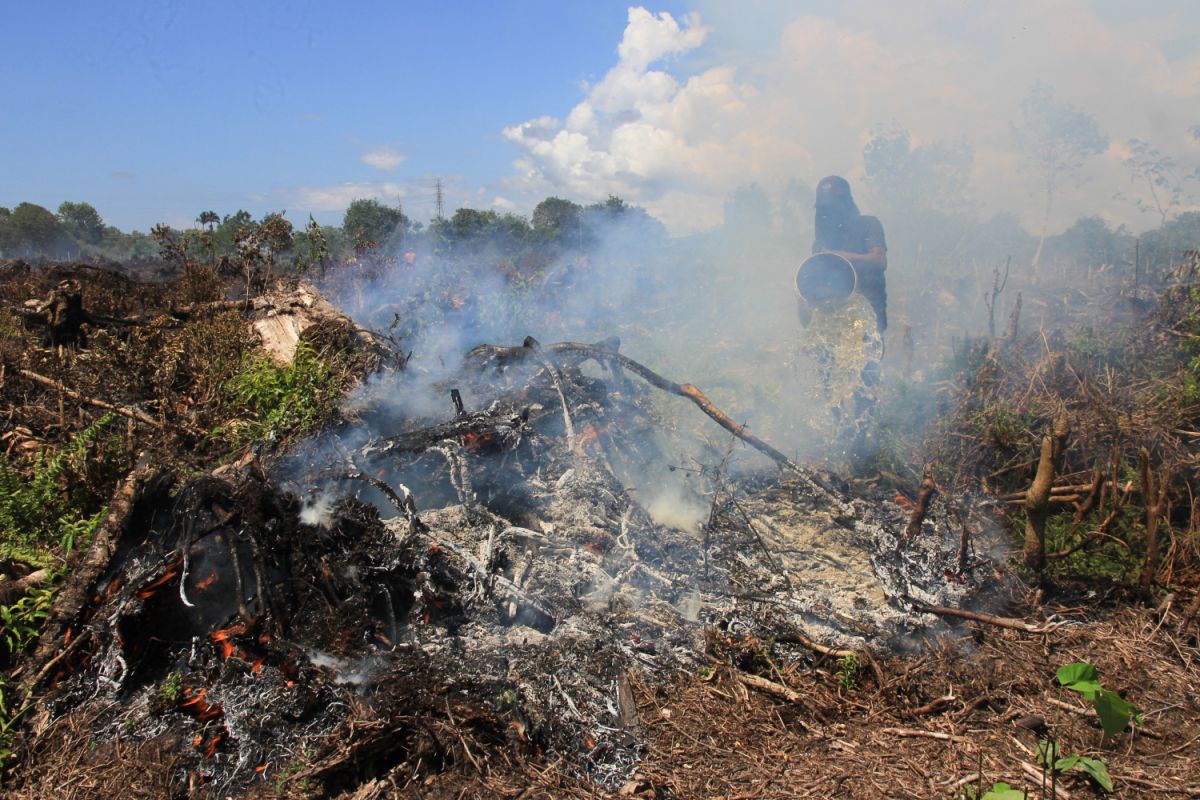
[217,339,344,450]
[836,653,859,691]
[0,414,114,566]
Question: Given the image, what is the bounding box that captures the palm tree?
[196,210,219,232]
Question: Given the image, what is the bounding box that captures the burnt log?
[16,460,167,698]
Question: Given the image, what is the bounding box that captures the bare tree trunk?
[1032,181,1054,272]
[1024,413,1070,571]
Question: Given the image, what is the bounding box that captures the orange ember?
[134,569,178,600]
[195,572,218,590]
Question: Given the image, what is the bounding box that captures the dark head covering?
[815,175,857,211]
[813,176,860,250]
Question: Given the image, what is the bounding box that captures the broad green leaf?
[1056,662,1097,686]
[981,782,1027,800]
[1066,680,1102,699]
[1055,754,1079,771]
[1067,756,1113,791]
[1094,689,1136,736]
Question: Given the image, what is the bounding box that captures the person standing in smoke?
[795,176,888,466]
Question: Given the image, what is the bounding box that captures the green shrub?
[0,414,114,566]
[217,339,343,449]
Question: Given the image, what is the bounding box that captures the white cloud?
[503,2,1200,235]
[293,182,407,211]
[361,146,407,171]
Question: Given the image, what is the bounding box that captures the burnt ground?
[11,604,1199,799]
[2,261,1200,799]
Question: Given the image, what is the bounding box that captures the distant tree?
[1043,216,1133,270]
[197,210,220,232]
[222,210,253,229]
[863,122,973,215]
[1139,211,1200,272]
[6,202,72,256]
[1117,138,1196,226]
[531,197,582,236]
[57,201,106,245]
[1013,83,1108,268]
[258,211,294,270]
[343,198,408,249]
[299,214,330,277]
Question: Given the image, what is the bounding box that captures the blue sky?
[3,2,1199,235]
[2,2,687,230]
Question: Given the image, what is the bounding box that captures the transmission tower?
[434,178,444,220]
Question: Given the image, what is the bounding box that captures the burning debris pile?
[9,332,1006,797]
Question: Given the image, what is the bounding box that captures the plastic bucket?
[794,252,857,304]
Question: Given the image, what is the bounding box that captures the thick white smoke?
[503,2,1200,236]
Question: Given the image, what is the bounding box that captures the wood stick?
[0,568,51,605]
[14,367,162,428]
[775,630,856,660]
[467,340,845,507]
[904,465,937,541]
[880,727,969,744]
[738,671,804,704]
[911,602,1059,634]
[1140,451,1170,592]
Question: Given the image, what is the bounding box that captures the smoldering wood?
[16,461,166,697]
[903,465,937,542]
[465,338,850,512]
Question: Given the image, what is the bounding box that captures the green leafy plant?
[963,781,1025,800]
[0,414,113,566]
[836,653,859,691]
[0,585,54,657]
[1056,661,1142,736]
[159,670,183,704]
[1036,738,1113,792]
[218,340,342,449]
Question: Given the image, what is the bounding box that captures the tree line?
[0,195,667,274]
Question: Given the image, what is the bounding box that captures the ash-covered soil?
[3,261,1199,800]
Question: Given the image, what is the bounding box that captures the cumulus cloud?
[361,146,407,171]
[503,2,1200,235]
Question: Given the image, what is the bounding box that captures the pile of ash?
[9,337,1006,797]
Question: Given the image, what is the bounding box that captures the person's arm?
[822,246,886,270]
[820,217,887,271]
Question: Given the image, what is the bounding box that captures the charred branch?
[903,465,937,543]
[12,367,164,429]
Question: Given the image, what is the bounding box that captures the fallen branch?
[467,340,847,508]
[0,568,51,605]
[880,727,969,744]
[737,671,804,704]
[17,460,166,698]
[1019,762,1072,800]
[911,602,1060,634]
[14,367,163,429]
[775,630,856,660]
